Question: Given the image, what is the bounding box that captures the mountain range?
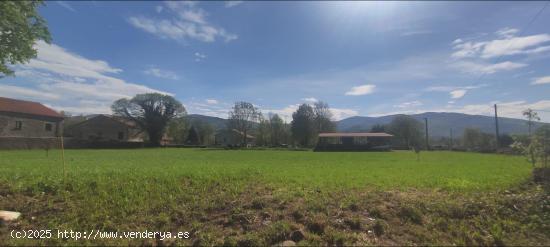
[186,112,547,138]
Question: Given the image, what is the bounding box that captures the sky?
[1,1,550,122]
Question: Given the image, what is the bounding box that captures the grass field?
[0,149,548,246]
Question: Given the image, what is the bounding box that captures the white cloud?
[330,108,359,121]
[265,104,357,121]
[395,100,423,108]
[425,85,484,92]
[177,8,207,24]
[206,99,218,104]
[56,1,76,12]
[264,104,299,122]
[194,52,207,61]
[144,67,179,80]
[185,100,230,118]
[225,1,244,8]
[128,2,237,43]
[0,84,60,101]
[482,35,550,58]
[345,84,376,96]
[301,97,318,103]
[495,27,519,38]
[3,41,170,115]
[451,29,550,59]
[450,89,467,99]
[425,84,486,100]
[452,60,527,74]
[451,39,463,45]
[531,76,550,85]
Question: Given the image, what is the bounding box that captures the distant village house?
[64,114,144,142]
[215,129,255,147]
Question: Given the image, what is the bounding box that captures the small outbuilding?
[314,132,393,152]
[214,129,255,147]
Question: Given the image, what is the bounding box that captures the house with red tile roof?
[0,97,64,138]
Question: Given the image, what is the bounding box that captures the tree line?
[88,92,549,161]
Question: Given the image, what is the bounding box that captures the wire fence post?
[60,136,66,190]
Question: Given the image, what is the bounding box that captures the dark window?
[14,121,22,130]
[118,131,124,140]
[45,123,53,131]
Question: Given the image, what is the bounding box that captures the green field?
[0,149,548,246]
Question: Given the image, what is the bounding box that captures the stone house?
[64,114,145,142]
[0,97,64,149]
[0,97,64,138]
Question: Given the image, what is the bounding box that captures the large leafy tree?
[389,115,423,149]
[313,101,336,133]
[1,1,51,77]
[269,113,286,146]
[185,126,200,145]
[191,119,214,145]
[291,104,316,147]
[227,101,261,146]
[111,93,186,146]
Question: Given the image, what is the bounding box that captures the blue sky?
[1,1,550,121]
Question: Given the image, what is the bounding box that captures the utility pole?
[424,118,429,150]
[494,104,500,150]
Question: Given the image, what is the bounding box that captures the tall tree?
[185,126,200,145]
[112,93,186,146]
[1,1,51,77]
[192,119,214,145]
[256,115,271,146]
[291,104,316,147]
[313,101,336,133]
[269,113,285,146]
[227,101,261,146]
[522,108,540,136]
[389,115,423,149]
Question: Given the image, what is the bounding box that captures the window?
[14,121,22,130]
[45,123,53,131]
[118,131,124,140]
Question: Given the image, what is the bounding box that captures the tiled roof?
[318,132,393,137]
[0,97,63,119]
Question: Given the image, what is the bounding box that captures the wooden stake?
[60,136,66,188]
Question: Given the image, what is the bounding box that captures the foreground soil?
[1,179,549,246]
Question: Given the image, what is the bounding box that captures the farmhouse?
[314,132,393,151]
[0,97,64,149]
[64,114,144,142]
[214,129,255,147]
